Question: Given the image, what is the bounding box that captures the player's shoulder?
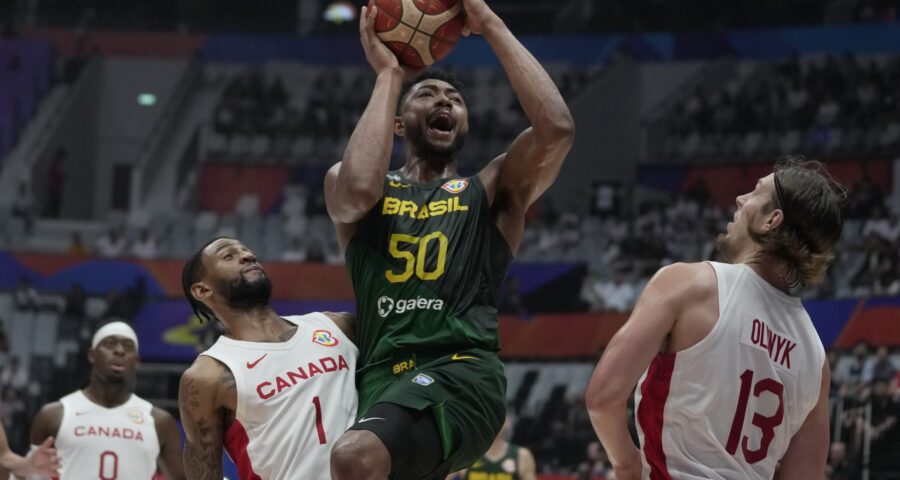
[31,401,65,440]
[150,405,178,429]
[182,354,228,387]
[34,400,65,421]
[649,262,717,298]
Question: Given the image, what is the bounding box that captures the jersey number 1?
[726,369,784,464]
[312,396,327,445]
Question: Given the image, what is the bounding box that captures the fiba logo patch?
[128,409,145,425]
[377,296,395,317]
[502,458,516,473]
[312,329,339,347]
[441,179,468,194]
[412,373,434,386]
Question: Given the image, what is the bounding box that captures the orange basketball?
[373,0,465,67]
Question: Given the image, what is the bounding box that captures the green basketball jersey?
[464,445,521,480]
[345,172,513,375]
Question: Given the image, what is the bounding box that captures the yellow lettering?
[399,201,417,218]
[389,181,410,188]
[417,207,430,220]
[452,197,469,212]
[383,197,401,215]
[429,200,448,216]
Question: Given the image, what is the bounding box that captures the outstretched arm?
[179,358,226,480]
[469,0,574,213]
[325,5,407,226]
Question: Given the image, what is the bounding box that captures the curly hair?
[748,157,847,288]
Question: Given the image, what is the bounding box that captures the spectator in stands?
[0,356,26,392]
[61,282,88,341]
[864,346,898,384]
[280,237,307,262]
[43,149,66,218]
[862,204,899,246]
[130,228,158,259]
[869,379,900,472]
[594,273,638,313]
[826,441,858,480]
[12,278,39,312]
[66,231,90,256]
[0,386,26,451]
[835,341,871,394]
[95,228,127,257]
[10,181,34,234]
[577,441,612,480]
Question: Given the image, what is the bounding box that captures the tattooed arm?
[178,356,236,480]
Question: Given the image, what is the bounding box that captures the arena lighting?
[137,93,157,106]
[323,1,356,24]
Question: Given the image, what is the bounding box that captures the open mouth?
[427,110,456,136]
[110,363,126,373]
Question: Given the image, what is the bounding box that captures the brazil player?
[326,0,574,478]
[447,414,537,480]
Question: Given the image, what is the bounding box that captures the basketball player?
[447,415,536,480]
[326,0,574,477]
[179,237,357,480]
[585,158,845,480]
[29,321,185,479]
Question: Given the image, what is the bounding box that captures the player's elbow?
[535,114,575,152]
[585,383,624,416]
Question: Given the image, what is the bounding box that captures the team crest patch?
[128,409,145,425]
[441,179,468,194]
[412,373,434,386]
[502,458,516,473]
[312,329,339,347]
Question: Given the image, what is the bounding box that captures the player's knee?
[330,431,390,480]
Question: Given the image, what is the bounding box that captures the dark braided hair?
[181,236,231,323]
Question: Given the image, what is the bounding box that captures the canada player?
[179,237,357,480]
[30,321,185,479]
[586,158,845,480]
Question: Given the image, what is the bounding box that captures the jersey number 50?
[386,232,449,283]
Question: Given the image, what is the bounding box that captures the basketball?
[373,0,465,67]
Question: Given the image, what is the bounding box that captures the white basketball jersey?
[200,313,358,480]
[55,391,159,480]
[635,262,826,480]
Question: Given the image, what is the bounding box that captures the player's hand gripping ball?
[373,0,465,67]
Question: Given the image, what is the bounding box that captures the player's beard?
[219,273,273,311]
[406,122,467,159]
[716,232,734,262]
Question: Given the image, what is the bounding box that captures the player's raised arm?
[153,407,187,480]
[178,358,226,480]
[585,263,712,480]
[467,0,574,212]
[325,5,407,225]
